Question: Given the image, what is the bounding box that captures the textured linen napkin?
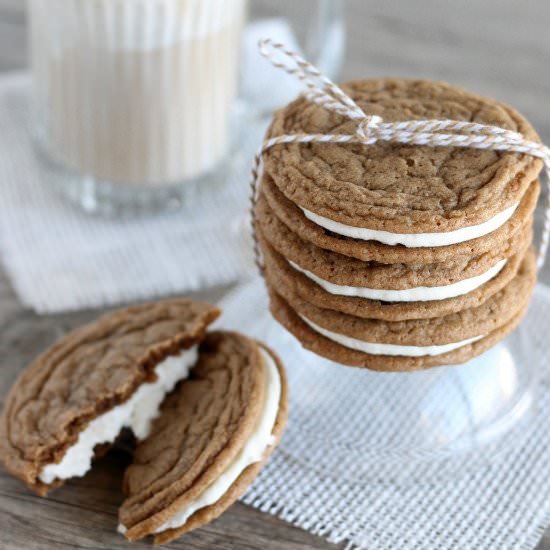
[219,279,550,550]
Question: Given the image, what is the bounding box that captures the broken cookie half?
[0,299,220,496]
[118,331,288,544]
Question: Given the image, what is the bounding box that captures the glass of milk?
[29,0,247,215]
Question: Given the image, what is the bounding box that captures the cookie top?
[0,299,220,495]
[263,78,542,234]
[256,192,531,289]
[119,331,288,544]
[261,173,539,264]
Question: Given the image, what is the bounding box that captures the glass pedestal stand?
[220,277,537,483]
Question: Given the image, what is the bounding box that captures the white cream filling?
[39,346,198,485]
[289,259,507,302]
[300,315,484,357]
[119,349,281,535]
[301,204,518,247]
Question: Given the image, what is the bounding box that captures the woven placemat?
[219,277,550,550]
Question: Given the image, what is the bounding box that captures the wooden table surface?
[0,1,549,549]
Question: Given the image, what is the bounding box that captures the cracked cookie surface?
[263,78,542,233]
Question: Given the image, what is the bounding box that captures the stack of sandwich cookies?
[0,301,288,543]
[255,78,542,370]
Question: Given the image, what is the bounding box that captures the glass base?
[219,278,538,483]
[33,137,239,218]
[31,101,250,218]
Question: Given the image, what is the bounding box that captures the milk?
[29,0,246,187]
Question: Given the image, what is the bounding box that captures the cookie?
[261,229,531,321]
[263,78,542,239]
[255,191,532,291]
[267,249,536,371]
[261,172,540,264]
[271,249,533,345]
[118,331,288,544]
[0,299,220,496]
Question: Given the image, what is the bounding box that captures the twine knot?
[356,115,383,140]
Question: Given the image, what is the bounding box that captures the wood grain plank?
[0,0,26,71]
[343,0,550,142]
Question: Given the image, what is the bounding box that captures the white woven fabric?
[220,279,550,550]
[0,73,257,313]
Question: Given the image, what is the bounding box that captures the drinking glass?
[28,0,345,215]
[29,0,247,215]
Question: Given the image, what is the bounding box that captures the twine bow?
[250,38,550,271]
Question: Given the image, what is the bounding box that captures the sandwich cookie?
[256,192,531,294]
[260,229,531,321]
[0,299,219,496]
[118,331,288,544]
[262,78,542,240]
[267,249,536,371]
[261,172,540,264]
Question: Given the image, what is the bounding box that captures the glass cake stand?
[219,277,538,483]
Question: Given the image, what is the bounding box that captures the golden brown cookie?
[118,331,288,544]
[267,249,536,371]
[0,299,220,496]
[261,229,531,321]
[260,173,540,264]
[256,191,532,290]
[263,78,542,235]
